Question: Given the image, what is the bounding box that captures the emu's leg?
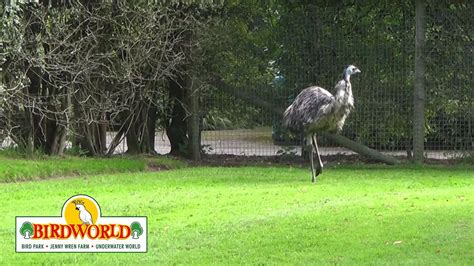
[312,134,323,177]
[308,137,316,183]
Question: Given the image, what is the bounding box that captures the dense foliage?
[1,0,214,155]
[1,0,472,156]
[204,0,472,151]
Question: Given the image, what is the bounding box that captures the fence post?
[413,0,426,163]
[187,75,201,160]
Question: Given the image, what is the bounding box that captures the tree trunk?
[24,4,45,152]
[166,75,189,156]
[125,103,157,155]
[96,119,107,154]
[106,113,131,155]
[413,0,426,163]
[322,133,400,165]
[146,105,158,155]
[186,73,201,160]
[126,125,141,154]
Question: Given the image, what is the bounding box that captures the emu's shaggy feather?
[282,65,360,182]
[283,80,354,135]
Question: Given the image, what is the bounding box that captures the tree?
[130,222,143,239]
[2,1,196,156]
[2,0,471,158]
[20,222,33,239]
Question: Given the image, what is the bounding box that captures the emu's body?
[283,65,360,182]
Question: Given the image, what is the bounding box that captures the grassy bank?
[0,154,185,182]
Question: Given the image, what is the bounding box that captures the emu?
[283,65,361,182]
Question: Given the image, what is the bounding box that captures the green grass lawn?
[0,154,186,182]
[0,164,473,264]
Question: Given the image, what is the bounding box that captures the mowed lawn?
[0,165,473,264]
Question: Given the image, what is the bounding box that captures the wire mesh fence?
[199,1,473,160]
[0,1,472,161]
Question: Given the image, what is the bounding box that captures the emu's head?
[343,65,361,81]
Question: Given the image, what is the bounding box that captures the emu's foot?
[316,166,323,177]
[311,166,323,183]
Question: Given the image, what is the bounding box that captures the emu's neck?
[343,73,351,83]
[334,80,353,107]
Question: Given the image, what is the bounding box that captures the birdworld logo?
[15,194,147,253]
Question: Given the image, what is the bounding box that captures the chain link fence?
[0,1,472,161]
[199,2,473,161]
